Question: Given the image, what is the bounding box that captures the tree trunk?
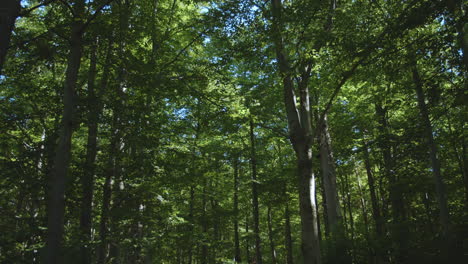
[344,173,355,262]
[188,186,195,264]
[318,115,349,264]
[267,206,277,264]
[201,184,208,264]
[246,217,251,263]
[362,141,384,236]
[356,173,372,261]
[97,150,114,264]
[284,201,294,264]
[297,155,322,264]
[362,141,387,263]
[233,157,242,263]
[0,0,20,74]
[249,117,263,264]
[319,116,341,228]
[270,0,321,262]
[412,64,453,260]
[375,102,407,261]
[45,1,85,263]
[79,38,98,264]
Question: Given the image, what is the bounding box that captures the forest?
[0,0,467,263]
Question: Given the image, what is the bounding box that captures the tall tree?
[0,0,20,74]
[412,58,452,260]
[249,116,263,264]
[45,0,86,262]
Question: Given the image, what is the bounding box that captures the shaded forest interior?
[1,0,467,263]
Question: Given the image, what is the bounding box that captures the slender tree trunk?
[233,157,242,263]
[318,115,349,263]
[362,141,383,236]
[267,206,277,264]
[97,146,115,264]
[201,184,208,264]
[356,173,372,260]
[284,201,294,264]
[210,197,220,264]
[0,0,20,74]
[249,117,263,264]
[79,38,99,264]
[319,116,341,228]
[188,186,195,264]
[344,173,355,262]
[412,64,453,260]
[246,217,251,263]
[271,1,321,262]
[375,101,407,261]
[45,1,85,263]
[362,141,386,263]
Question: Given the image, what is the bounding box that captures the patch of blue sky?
[173,107,190,119]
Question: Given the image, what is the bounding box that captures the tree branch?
[19,0,58,17]
[81,0,115,31]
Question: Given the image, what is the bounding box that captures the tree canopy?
[0,0,467,263]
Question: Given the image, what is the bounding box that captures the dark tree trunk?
[267,206,277,264]
[45,1,85,263]
[362,141,387,263]
[233,157,242,263]
[97,150,114,264]
[284,202,294,264]
[246,217,251,263]
[201,184,208,264]
[319,115,349,264]
[0,0,20,74]
[375,102,408,261]
[249,117,263,264]
[319,116,341,228]
[79,38,99,264]
[344,173,355,262]
[412,64,453,261]
[363,141,384,236]
[188,186,195,264]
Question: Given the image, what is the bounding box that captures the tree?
[0,0,21,74]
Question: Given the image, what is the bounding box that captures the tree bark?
[0,0,20,74]
[79,38,99,264]
[249,116,263,264]
[375,101,408,261]
[318,115,349,263]
[362,140,387,263]
[412,63,453,260]
[284,201,294,264]
[344,173,355,262]
[201,183,208,264]
[362,141,384,236]
[270,1,321,263]
[97,144,115,264]
[267,206,277,264]
[233,157,242,263]
[45,1,85,263]
[245,217,251,263]
[188,185,195,264]
[319,115,342,231]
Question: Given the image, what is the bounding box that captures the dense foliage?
[0,0,466,263]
